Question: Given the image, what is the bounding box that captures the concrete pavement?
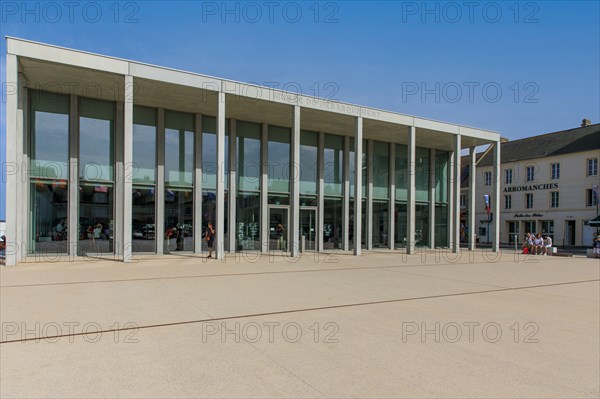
[1,250,599,398]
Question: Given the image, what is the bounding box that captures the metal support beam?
[194,114,203,254]
[407,126,416,255]
[318,131,325,252]
[123,75,134,262]
[493,141,501,252]
[429,148,436,250]
[468,146,477,250]
[342,135,350,251]
[366,139,373,251]
[389,143,396,250]
[68,94,79,260]
[353,117,363,256]
[453,134,461,253]
[216,92,226,260]
[290,106,301,257]
[156,108,165,254]
[261,123,269,253]
[228,118,237,253]
[5,54,18,266]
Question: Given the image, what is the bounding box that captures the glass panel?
[348,199,367,249]
[268,126,291,192]
[133,106,157,184]
[79,183,114,255]
[415,148,430,202]
[201,190,216,252]
[435,204,448,247]
[30,91,69,180]
[202,116,217,189]
[132,186,156,253]
[395,144,408,201]
[268,207,289,252]
[300,130,318,195]
[79,98,115,181]
[236,191,261,251]
[436,151,449,203]
[299,208,317,251]
[300,195,317,207]
[372,200,389,248]
[395,202,407,247]
[324,134,343,196]
[165,110,194,186]
[373,141,389,199]
[164,188,193,252]
[237,121,261,192]
[416,203,429,247]
[268,194,289,205]
[324,198,342,249]
[349,139,367,199]
[29,180,68,254]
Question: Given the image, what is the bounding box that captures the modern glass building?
[4,37,502,266]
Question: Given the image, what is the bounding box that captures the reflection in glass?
[324,198,342,249]
[30,91,69,180]
[396,144,408,201]
[372,200,389,248]
[165,110,194,186]
[395,202,407,247]
[268,126,290,193]
[299,208,317,251]
[324,134,343,196]
[79,183,114,255]
[164,188,193,252]
[416,203,429,247]
[133,106,157,184]
[79,98,115,181]
[268,207,289,252]
[349,199,367,250]
[373,141,389,199]
[236,192,260,251]
[237,121,261,191]
[132,187,156,253]
[435,204,449,247]
[300,131,318,195]
[202,116,229,189]
[415,148,430,202]
[29,180,68,254]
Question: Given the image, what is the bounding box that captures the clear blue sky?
[1,0,599,220]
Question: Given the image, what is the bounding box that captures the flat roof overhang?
[7,36,500,150]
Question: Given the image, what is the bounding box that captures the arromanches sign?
[504,183,558,193]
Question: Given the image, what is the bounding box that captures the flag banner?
[593,185,599,201]
[483,194,491,215]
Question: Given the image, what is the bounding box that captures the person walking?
[205,221,215,259]
[276,223,286,251]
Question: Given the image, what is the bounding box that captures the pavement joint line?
[0,258,553,289]
[1,278,598,345]
[247,342,327,398]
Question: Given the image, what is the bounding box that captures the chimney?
[581,118,591,127]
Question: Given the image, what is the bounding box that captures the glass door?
[300,208,317,251]
[268,206,289,252]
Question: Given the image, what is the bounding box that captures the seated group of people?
[522,232,552,255]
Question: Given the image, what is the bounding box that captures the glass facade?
[23,91,468,261]
[164,110,194,252]
[132,106,157,253]
[268,126,291,193]
[236,121,262,251]
[29,91,70,254]
[300,131,318,195]
[79,98,115,255]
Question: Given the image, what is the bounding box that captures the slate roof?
[478,123,600,167]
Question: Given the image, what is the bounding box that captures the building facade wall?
[475,150,600,247]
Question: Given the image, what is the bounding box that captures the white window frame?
[504,194,512,210]
[484,171,492,186]
[526,166,535,182]
[525,193,533,209]
[505,169,512,184]
[551,163,560,180]
[587,158,598,177]
[550,191,559,208]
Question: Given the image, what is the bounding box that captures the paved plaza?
[1,250,599,398]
